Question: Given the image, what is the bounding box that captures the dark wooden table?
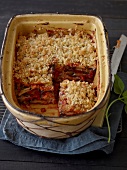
[0,0,127,169]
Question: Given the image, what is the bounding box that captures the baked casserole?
[13,28,98,116]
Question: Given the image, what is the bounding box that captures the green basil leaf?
[123,96,127,104]
[114,74,124,95]
[122,90,127,97]
[124,104,127,114]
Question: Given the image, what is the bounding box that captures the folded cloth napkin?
[0,72,126,155]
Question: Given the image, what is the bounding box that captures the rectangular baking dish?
[0,14,110,138]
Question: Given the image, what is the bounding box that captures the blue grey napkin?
[0,72,126,155]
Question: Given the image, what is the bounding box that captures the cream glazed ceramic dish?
[0,14,110,139]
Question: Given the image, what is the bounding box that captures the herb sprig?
[106,74,127,143]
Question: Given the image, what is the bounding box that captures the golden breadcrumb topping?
[14,28,97,85]
[59,80,97,114]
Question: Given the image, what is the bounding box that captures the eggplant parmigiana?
[13,28,98,116]
[59,80,97,115]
